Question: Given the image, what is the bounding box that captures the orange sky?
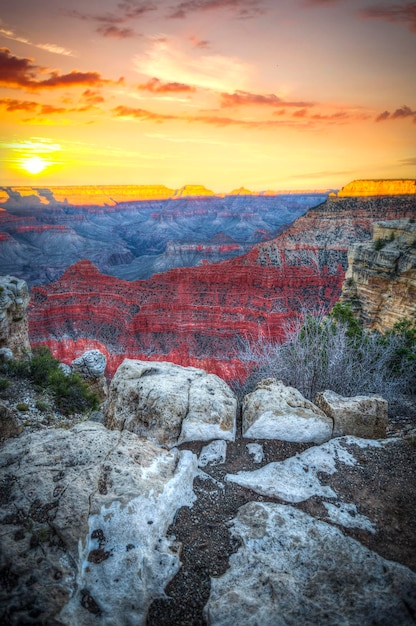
[0,0,415,191]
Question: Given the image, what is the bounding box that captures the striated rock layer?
[338,179,416,197]
[29,192,416,380]
[341,219,416,331]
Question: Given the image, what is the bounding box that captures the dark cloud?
[0,97,39,112]
[138,77,196,93]
[0,47,120,90]
[96,25,137,38]
[398,157,416,164]
[375,105,416,122]
[168,0,266,20]
[65,3,155,37]
[359,2,416,32]
[221,90,314,108]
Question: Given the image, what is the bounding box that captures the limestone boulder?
[0,422,198,625]
[242,379,332,443]
[104,359,236,447]
[204,502,416,625]
[71,350,107,379]
[71,350,108,401]
[315,389,388,438]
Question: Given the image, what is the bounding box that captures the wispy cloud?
[112,105,176,122]
[138,77,196,93]
[359,2,416,32]
[220,90,314,108]
[398,156,416,165]
[0,27,73,56]
[167,0,267,20]
[134,39,251,91]
[188,36,211,49]
[302,0,344,6]
[375,104,416,122]
[65,3,156,38]
[0,47,122,91]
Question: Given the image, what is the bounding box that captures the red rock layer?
[29,194,416,381]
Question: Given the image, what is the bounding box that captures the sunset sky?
[0,0,415,191]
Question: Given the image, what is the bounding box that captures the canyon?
[0,185,327,286]
[26,180,416,380]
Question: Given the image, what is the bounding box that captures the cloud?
[81,89,105,104]
[188,35,211,48]
[65,3,156,38]
[221,90,314,108]
[168,0,267,19]
[112,103,310,128]
[138,77,196,92]
[359,3,416,32]
[0,27,73,56]
[0,47,120,91]
[96,25,138,38]
[302,0,344,6]
[112,105,176,122]
[134,39,251,91]
[398,157,416,165]
[375,105,416,122]
[0,98,39,112]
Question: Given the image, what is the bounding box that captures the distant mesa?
[229,187,253,196]
[337,179,416,197]
[173,185,215,198]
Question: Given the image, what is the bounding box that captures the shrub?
[6,347,99,416]
[236,307,415,406]
[16,402,30,412]
[35,400,49,412]
[0,378,10,392]
[374,238,386,251]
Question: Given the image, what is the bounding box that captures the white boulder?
[71,349,107,379]
[242,379,333,443]
[104,359,236,448]
[204,502,416,625]
[315,389,388,438]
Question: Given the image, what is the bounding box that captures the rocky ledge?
[1,357,415,625]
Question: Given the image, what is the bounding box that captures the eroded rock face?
[242,379,332,443]
[341,219,416,331]
[0,422,198,625]
[315,390,388,439]
[104,359,237,448]
[0,275,30,358]
[28,190,415,380]
[204,502,416,625]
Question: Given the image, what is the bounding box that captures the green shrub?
[16,402,30,412]
[35,399,49,412]
[7,347,99,416]
[374,238,386,251]
[0,378,10,392]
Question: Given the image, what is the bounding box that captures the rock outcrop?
[0,400,23,440]
[28,189,416,380]
[104,360,237,447]
[205,501,416,625]
[341,219,416,331]
[338,179,416,197]
[0,275,30,358]
[242,379,332,443]
[315,390,388,439]
[71,349,108,401]
[0,422,198,625]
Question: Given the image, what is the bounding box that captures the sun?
[21,156,47,175]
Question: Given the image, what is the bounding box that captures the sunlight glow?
[21,156,48,175]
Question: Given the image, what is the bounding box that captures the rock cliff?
[28,190,416,380]
[0,275,30,358]
[341,219,416,331]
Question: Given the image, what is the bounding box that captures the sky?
[0,0,415,191]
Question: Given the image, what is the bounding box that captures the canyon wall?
[341,219,416,331]
[28,188,416,380]
[337,179,416,197]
